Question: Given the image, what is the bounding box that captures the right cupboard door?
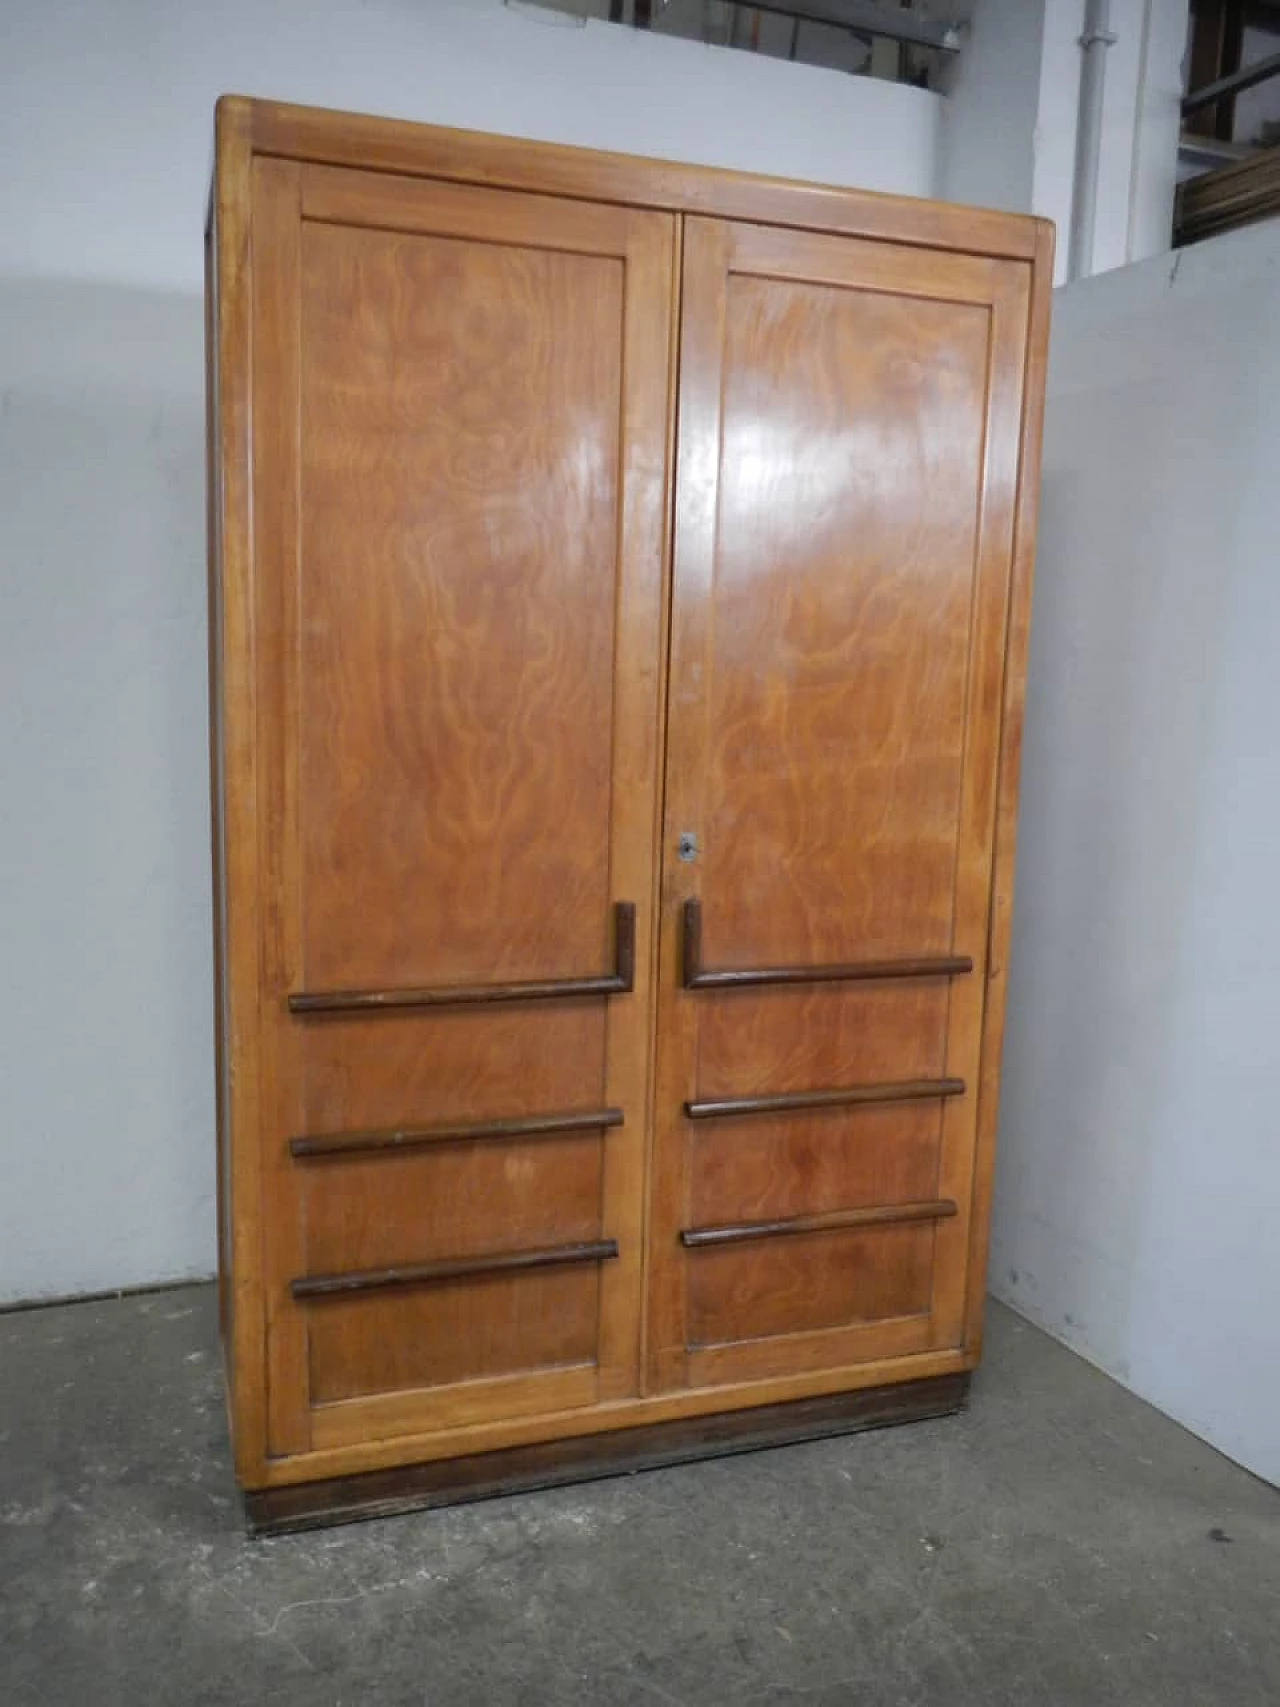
[648,216,1033,1393]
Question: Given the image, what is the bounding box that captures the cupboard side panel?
[926,261,1032,1348]
[212,98,267,1481]
[964,221,1055,1357]
[205,192,227,1364]
[253,157,312,1458]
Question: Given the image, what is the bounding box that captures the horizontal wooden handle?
[685,1079,965,1120]
[681,900,972,991]
[681,1200,957,1250]
[291,1238,619,1300]
[289,902,635,1016]
[291,1107,624,1161]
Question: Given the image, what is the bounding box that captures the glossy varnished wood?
[204,173,229,1371]
[685,1242,936,1351]
[240,97,1042,261]
[680,1202,955,1349]
[290,1337,971,1471]
[648,217,1037,1390]
[300,1127,604,1271]
[240,145,675,1441]
[289,903,635,1013]
[208,97,1052,1508]
[294,216,623,993]
[211,97,270,1480]
[962,219,1055,1359]
[682,899,974,988]
[688,1098,947,1234]
[305,1284,606,1407]
[926,245,1036,1358]
[679,233,1005,970]
[252,155,310,1456]
[296,1001,613,1127]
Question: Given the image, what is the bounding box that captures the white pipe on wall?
[1068,0,1118,279]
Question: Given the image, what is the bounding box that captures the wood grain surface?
[296,219,620,991]
[305,1271,602,1403]
[242,159,674,1445]
[647,218,1034,1390]
[686,1224,936,1347]
[241,96,1043,261]
[208,96,264,1476]
[208,98,1051,1500]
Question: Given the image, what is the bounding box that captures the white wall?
[1032,0,1188,280]
[1,0,941,295]
[1124,0,1191,264]
[941,0,1188,281]
[0,280,212,1302]
[940,0,1045,215]
[0,0,941,1303]
[992,219,1280,1485]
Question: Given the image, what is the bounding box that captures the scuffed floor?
[1,1286,1276,1706]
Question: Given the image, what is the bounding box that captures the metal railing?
[1183,48,1280,121]
[516,0,962,84]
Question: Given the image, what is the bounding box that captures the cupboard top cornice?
[213,94,1052,265]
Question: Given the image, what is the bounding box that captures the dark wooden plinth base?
[245,1371,970,1536]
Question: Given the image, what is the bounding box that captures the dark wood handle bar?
[290,1106,624,1161]
[685,1078,965,1121]
[681,899,972,990]
[289,902,635,1015]
[291,1238,619,1301]
[681,1200,957,1250]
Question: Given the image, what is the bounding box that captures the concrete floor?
[0,1289,1276,1707]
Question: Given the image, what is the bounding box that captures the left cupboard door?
[241,158,675,1464]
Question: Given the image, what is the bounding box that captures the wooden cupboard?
[206,97,1052,1533]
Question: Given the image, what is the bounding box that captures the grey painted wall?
[992,219,1280,1485]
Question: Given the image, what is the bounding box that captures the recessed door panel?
[302,1137,606,1276]
[307,1271,602,1405]
[297,219,622,992]
[704,274,988,967]
[688,1225,936,1349]
[695,984,951,1095]
[689,1102,944,1227]
[649,218,1033,1390]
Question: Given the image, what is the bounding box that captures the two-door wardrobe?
[206,96,1052,1533]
